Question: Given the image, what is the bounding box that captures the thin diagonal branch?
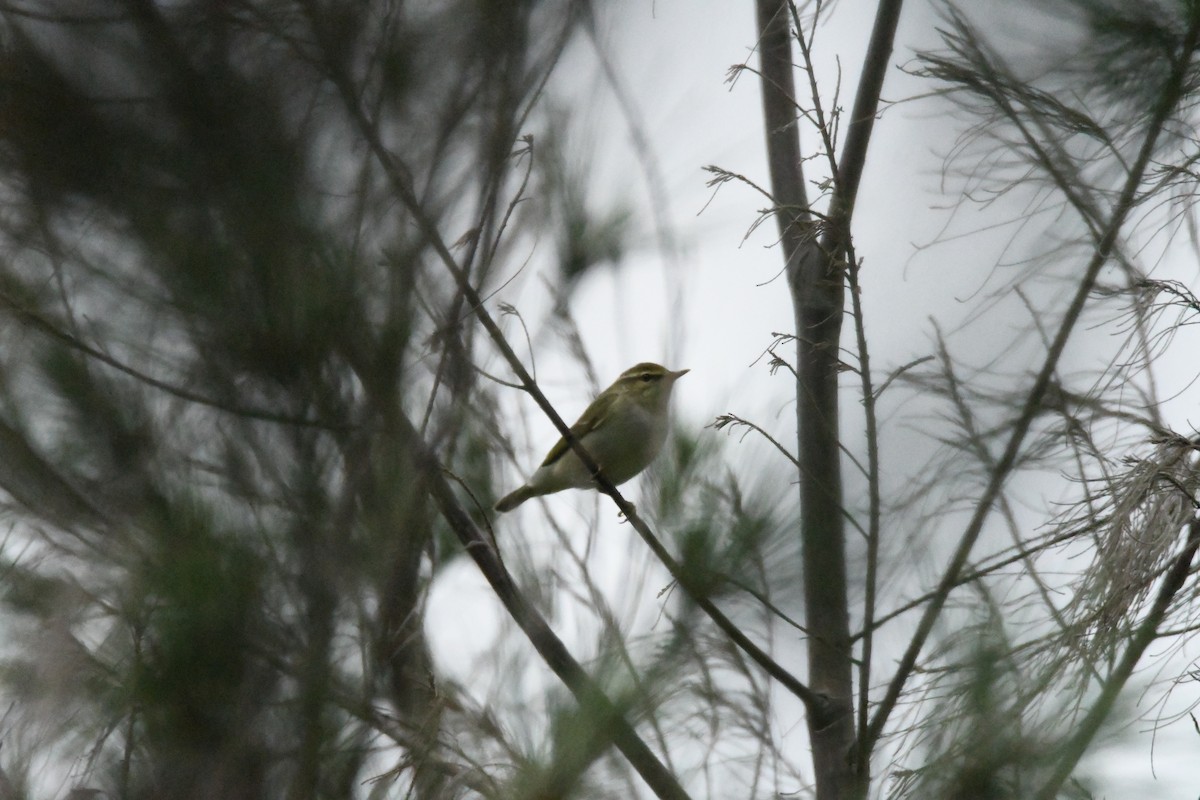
[393,411,692,800]
[825,0,906,232]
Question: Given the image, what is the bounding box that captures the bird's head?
[615,362,689,407]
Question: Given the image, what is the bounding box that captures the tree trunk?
[754,2,856,797]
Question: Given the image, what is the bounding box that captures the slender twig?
[851,526,1087,642]
[846,253,883,772]
[709,413,800,468]
[710,413,871,542]
[822,0,906,235]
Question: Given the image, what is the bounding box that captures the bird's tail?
[494,485,536,513]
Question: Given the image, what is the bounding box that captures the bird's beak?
[671,368,690,380]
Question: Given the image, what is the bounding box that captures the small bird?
[494,362,689,513]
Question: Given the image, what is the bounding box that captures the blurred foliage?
[536,115,632,289]
[897,618,1040,800]
[0,1,605,798]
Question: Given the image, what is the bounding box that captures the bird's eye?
[641,374,653,382]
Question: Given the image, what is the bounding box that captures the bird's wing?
[540,391,617,467]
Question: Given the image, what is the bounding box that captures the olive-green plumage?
[494,362,688,512]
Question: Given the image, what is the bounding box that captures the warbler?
[494,362,689,512]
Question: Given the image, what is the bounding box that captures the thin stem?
[825,0,906,234]
[846,254,881,774]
